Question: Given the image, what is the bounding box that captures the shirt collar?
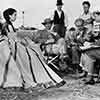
[82,11,91,16]
[56,9,62,13]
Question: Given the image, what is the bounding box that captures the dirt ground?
[0,76,100,100]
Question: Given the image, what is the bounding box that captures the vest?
[53,10,65,25]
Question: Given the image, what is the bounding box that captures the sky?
[0,0,100,28]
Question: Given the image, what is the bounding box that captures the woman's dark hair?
[3,8,16,22]
[1,8,17,35]
[82,1,91,8]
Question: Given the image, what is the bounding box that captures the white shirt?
[79,12,93,31]
[56,9,62,18]
[80,12,92,21]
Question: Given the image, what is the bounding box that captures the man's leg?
[82,53,96,84]
[71,46,82,74]
[84,49,100,84]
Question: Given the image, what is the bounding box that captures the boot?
[84,75,95,85]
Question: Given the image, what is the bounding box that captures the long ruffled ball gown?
[0,27,65,89]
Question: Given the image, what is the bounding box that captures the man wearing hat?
[42,18,53,31]
[51,0,68,38]
[35,18,55,44]
[41,18,60,39]
[41,17,67,73]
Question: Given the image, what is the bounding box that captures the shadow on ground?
[0,76,100,100]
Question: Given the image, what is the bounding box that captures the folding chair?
[42,42,61,71]
[43,41,69,72]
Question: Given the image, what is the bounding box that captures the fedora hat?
[56,0,64,6]
[42,18,53,25]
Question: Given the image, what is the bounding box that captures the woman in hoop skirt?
[0,8,65,89]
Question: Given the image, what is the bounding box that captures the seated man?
[40,18,68,72]
[80,11,100,85]
[65,27,80,73]
[39,18,66,56]
[66,18,94,76]
[81,39,100,85]
[65,18,89,75]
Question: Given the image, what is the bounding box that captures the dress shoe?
[84,79,95,85]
